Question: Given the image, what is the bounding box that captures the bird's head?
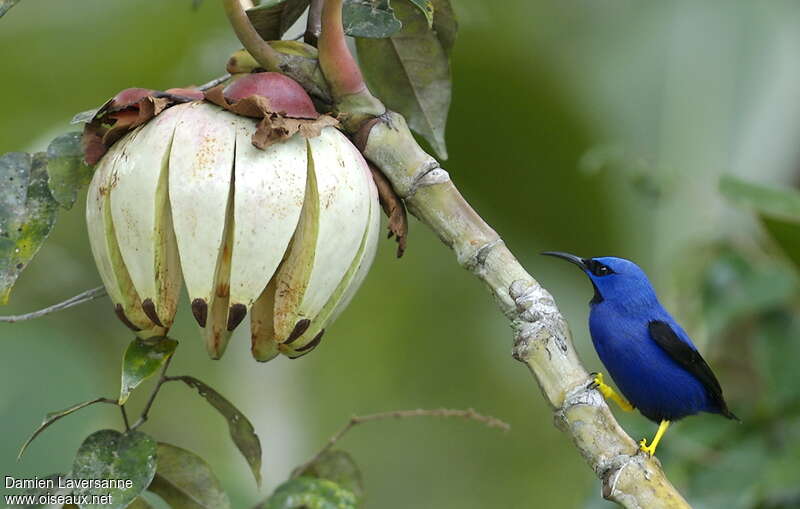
[541,252,655,305]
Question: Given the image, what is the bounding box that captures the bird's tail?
[721,406,740,422]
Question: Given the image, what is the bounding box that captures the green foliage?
[259,478,358,509]
[700,246,797,338]
[720,175,800,270]
[661,243,800,509]
[356,0,454,159]
[0,0,20,18]
[247,0,310,41]
[343,0,401,38]
[71,430,157,509]
[171,376,263,487]
[148,442,232,509]
[45,132,92,210]
[0,152,58,304]
[119,337,178,405]
[0,131,91,304]
[407,0,433,27]
[295,450,364,502]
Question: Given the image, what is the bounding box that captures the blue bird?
[542,253,737,456]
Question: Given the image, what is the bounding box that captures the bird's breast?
[588,305,712,421]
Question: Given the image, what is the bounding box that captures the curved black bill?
[541,251,588,270]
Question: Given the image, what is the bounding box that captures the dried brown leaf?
[368,163,407,257]
[205,84,338,150]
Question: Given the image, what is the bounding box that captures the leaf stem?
[197,73,232,91]
[291,408,509,477]
[319,0,364,98]
[304,0,323,46]
[222,0,282,72]
[120,405,131,431]
[18,398,119,460]
[0,286,107,323]
[131,354,174,430]
[317,0,383,128]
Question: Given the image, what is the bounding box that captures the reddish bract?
[223,73,319,119]
[165,87,205,100]
[110,88,156,110]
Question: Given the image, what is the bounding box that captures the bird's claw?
[639,438,656,457]
[587,371,602,390]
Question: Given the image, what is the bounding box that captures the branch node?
[410,167,450,196]
[599,454,647,502]
[553,375,605,432]
[463,238,503,272]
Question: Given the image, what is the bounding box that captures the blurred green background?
[1,1,799,508]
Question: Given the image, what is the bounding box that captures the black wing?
[648,320,738,420]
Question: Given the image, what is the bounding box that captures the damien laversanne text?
[5,476,133,490]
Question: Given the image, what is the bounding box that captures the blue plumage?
[543,253,736,423]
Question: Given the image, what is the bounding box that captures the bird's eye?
[588,261,614,277]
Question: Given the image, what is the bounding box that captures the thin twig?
[120,405,131,432]
[292,408,509,477]
[304,0,323,46]
[222,0,282,72]
[17,397,119,460]
[197,73,232,91]
[131,355,174,430]
[0,286,107,323]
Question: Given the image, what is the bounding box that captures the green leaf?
[0,152,59,304]
[247,0,310,41]
[147,442,231,509]
[295,450,363,502]
[431,0,456,55]
[761,216,800,271]
[720,175,800,221]
[71,430,157,509]
[45,132,92,210]
[343,0,402,38]
[258,478,358,509]
[356,0,452,159]
[172,376,263,487]
[18,398,113,460]
[0,0,20,18]
[720,175,800,269]
[407,0,433,27]
[71,108,101,125]
[119,336,178,405]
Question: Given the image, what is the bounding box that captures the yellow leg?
[639,420,670,456]
[590,372,634,412]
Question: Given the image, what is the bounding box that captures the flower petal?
[227,119,307,330]
[86,135,165,336]
[168,102,236,357]
[109,105,185,329]
[250,278,279,362]
[272,128,371,341]
[285,144,379,355]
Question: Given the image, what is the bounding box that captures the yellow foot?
[639,438,657,457]
[639,420,670,457]
[588,372,635,412]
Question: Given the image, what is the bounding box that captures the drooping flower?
[86,75,379,361]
